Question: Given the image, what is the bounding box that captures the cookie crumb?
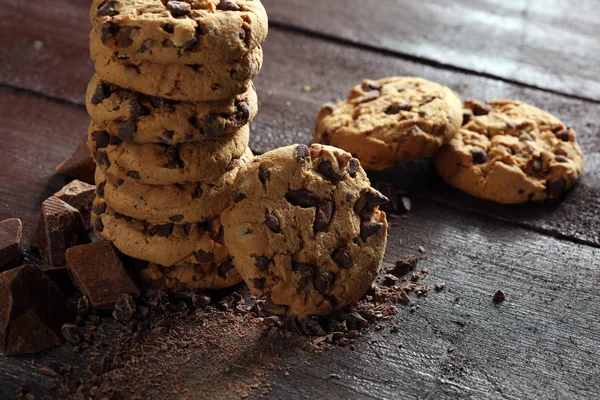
[285,101,292,107]
[434,282,445,291]
[303,86,312,92]
[418,246,426,254]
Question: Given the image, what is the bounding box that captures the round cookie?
[92,198,231,266]
[138,261,243,292]
[88,123,250,185]
[433,99,585,204]
[86,74,258,144]
[221,144,388,318]
[313,77,463,170]
[90,33,263,101]
[90,0,268,65]
[94,149,252,224]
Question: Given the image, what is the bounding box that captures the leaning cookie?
[313,77,463,170]
[94,149,251,224]
[90,33,262,101]
[221,144,388,318]
[86,75,258,144]
[90,0,268,65]
[138,262,243,292]
[433,99,585,204]
[88,123,250,185]
[91,199,229,266]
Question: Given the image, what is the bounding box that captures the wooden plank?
[263,0,600,102]
[1,201,599,399]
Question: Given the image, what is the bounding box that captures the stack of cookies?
[86,0,268,291]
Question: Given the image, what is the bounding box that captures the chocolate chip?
[251,278,266,290]
[317,160,343,182]
[118,27,134,47]
[188,64,203,71]
[202,114,226,137]
[385,102,411,114]
[258,167,271,185]
[192,186,203,200]
[182,37,198,51]
[167,1,191,17]
[234,101,251,122]
[296,144,310,164]
[519,133,534,142]
[113,294,136,322]
[218,259,235,278]
[77,296,90,317]
[470,101,494,116]
[314,200,333,233]
[91,82,112,105]
[116,179,124,186]
[360,221,383,241]
[286,189,320,208]
[361,80,382,91]
[169,214,184,222]
[96,182,106,197]
[162,23,174,34]
[493,290,506,303]
[355,90,380,105]
[196,25,209,35]
[233,191,246,203]
[364,191,389,209]
[332,249,353,269]
[109,135,123,145]
[292,262,314,276]
[194,250,213,263]
[347,158,360,177]
[117,120,137,142]
[314,272,335,295]
[471,148,487,164]
[218,0,241,11]
[125,171,139,181]
[163,146,183,169]
[265,210,281,233]
[97,0,119,17]
[547,178,567,197]
[96,152,110,168]
[129,96,150,118]
[462,111,472,125]
[531,158,543,173]
[92,203,107,215]
[101,23,119,43]
[61,323,80,344]
[182,223,192,236]
[554,129,570,141]
[91,131,110,149]
[254,256,270,272]
[149,224,174,237]
[163,130,174,140]
[94,218,104,232]
[555,155,569,163]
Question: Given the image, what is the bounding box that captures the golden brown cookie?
[86,74,258,144]
[221,144,388,318]
[313,77,463,170]
[433,99,585,204]
[138,261,242,292]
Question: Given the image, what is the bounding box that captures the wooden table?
[1,0,599,398]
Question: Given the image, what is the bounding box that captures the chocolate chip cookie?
[90,0,268,65]
[90,33,263,101]
[138,261,242,292]
[434,99,585,204]
[221,144,388,318]
[88,122,250,185]
[86,74,258,144]
[95,149,251,224]
[313,77,463,170]
[92,198,229,266]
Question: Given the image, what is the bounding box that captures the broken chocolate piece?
[0,265,76,355]
[0,218,22,272]
[66,242,140,310]
[54,180,96,229]
[34,264,74,295]
[55,132,96,184]
[32,197,90,266]
[113,294,137,322]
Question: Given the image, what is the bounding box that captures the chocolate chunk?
[92,203,107,215]
[286,189,320,208]
[66,242,140,310]
[347,158,360,177]
[296,144,310,164]
[167,1,191,17]
[127,170,141,180]
[530,158,543,173]
[91,130,110,149]
[113,294,136,322]
[547,177,567,197]
[118,27,134,47]
[254,256,270,272]
[162,23,174,34]
[149,224,174,237]
[555,155,569,163]
[192,186,203,200]
[251,278,266,290]
[469,100,494,116]
[493,290,506,303]
[129,96,150,118]
[196,24,210,35]
[96,182,106,197]
[258,167,271,185]
[34,264,74,295]
[117,120,137,142]
[292,262,315,277]
[332,249,353,269]
[360,221,383,241]
[314,272,335,295]
[109,135,123,145]
[462,110,472,126]
[218,259,235,278]
[91,82,112,105]
[116,179,124,186]
[77,296,90,317]
[169,214,184,223]
[385,102,411,114]
[233,191,246,203]
[194,250,214,263]
[97,0,119,17]
[317,160,343,182]
[218,0,241,11]
[32,197,90,266]
[163,146,183,169]
[55,132,96,184]
[188,64,203,71]
[101,23,119,44]
[96,151,111,168]
[54,180,96,225]
[471,148,487,164]
[364,191,389,209]
[265,209,281,233]
[61,323,80,344]
[182,37,198,51]
[0,265,76,355]
[0,219,22,272]
[554,129,570,141]
[234,101,251,122]
[202,114,226,137]
[314,199,333,233]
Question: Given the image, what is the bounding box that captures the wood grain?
[263,0,600,101]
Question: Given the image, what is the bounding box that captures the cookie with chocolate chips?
[90,33,262,101]
[313,77,463,170]
[138,260,242,292]
[94,149,251,224]
[433,99,585,204]
[221,144,388,318]
[88,122,250,185]
[86,75,258,144]
[90,0,268,65]
[91,198,230,266]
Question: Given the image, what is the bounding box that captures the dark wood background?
[0,0,599,398]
